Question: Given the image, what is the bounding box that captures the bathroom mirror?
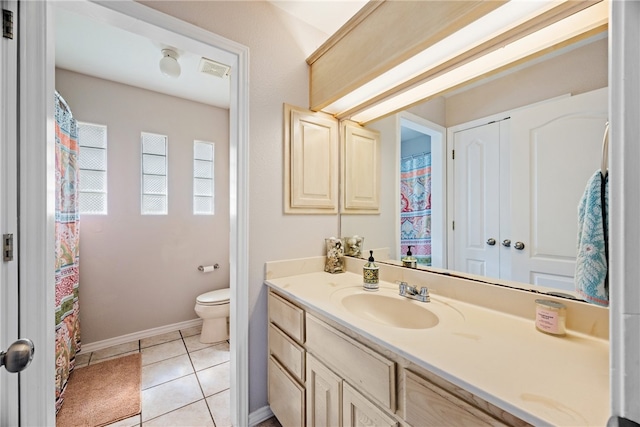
[340,33,609,302]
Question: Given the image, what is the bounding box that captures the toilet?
[194,288,230,344]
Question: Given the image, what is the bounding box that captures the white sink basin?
[331,288,440,329]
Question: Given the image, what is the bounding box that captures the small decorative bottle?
[363,250,379,291]
[402,245,417,269]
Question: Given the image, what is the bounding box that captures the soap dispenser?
[363,250,379,291]
[402,246,417,269]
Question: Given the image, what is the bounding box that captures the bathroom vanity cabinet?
[267,288,529,427]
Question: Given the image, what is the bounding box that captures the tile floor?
[75,324,233,427]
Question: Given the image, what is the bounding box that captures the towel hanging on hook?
[601,121,609,177]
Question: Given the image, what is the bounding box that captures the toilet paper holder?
[198,264,220,272]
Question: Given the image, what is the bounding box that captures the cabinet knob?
[486,238,496,246]
[514,241,525,250]
[502,239,511,247]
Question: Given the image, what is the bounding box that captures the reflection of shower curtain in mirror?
[55,91,81,413]
[400,153,431,265]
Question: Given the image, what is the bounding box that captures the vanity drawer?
[268,291,305,343]
[268,355,305,427]
[403,370,508,427]
[305,313,396,411]
[269,323,305,382]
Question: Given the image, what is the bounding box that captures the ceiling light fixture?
[159,48,181,78]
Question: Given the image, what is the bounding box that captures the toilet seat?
[196,288,230,306]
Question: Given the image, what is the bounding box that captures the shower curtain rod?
[401,151,430,161]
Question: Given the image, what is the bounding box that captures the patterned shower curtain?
[55,91,81,413]
[400,153,432,265]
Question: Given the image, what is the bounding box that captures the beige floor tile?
[74,351,91,368]
[141,374,203,422]
[142,399,214,426]
[104,414,141,427]
[180,324,203,338]
[142,354,194,390]
[141,339,186,366]
[206,389,231,427]
[196,361,230,397]
[91,341,139,361]
[140,331,182,349]
[183,334,213,353]
[189,342,229,372]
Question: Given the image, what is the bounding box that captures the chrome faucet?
[397,281,430,302]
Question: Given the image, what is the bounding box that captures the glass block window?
[77,122,108,215]
[141,132,168,215]
[193,141,214,215]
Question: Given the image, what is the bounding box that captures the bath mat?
[56,353,142,427]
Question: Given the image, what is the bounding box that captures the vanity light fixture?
[159,48,181,78]
[349,0,608,123]
[316,0,608,124]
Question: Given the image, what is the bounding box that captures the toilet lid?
[197,288,230,305]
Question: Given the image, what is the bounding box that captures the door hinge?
[452,150,455,160]
[3,9,13,40]
[3,234,13,261]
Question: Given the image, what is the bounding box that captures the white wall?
[445,36,608,126]
[138,1,337,414]
[55,68,230,343]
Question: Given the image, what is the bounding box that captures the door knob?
[514,241,525,250]
[502,239,511,247]
[0,338,34,373]
[486,238,496,246]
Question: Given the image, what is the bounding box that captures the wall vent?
[199,58,230,78]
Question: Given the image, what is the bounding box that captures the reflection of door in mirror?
[451,87,608,294]
[452,119,503,280]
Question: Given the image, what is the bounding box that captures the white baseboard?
[249,405,274,426]
[80,318,204,353]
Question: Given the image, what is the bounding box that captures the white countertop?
[265,271,609,427]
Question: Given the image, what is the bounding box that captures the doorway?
[15,2,249,425]
[398,113,446,268]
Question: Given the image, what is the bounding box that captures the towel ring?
[601,121,609,176]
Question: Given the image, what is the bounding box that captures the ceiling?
[54,1,367,109]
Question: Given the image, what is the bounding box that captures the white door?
[1,0,21,424]
[509,88,608,289]
[452,121,502,279]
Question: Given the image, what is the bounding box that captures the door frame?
[610,1,640,422]
[19,2,250,425]
[0,0,19,424]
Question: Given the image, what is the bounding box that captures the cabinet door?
[452,121,502,279]
[284,104,339,214]
[342,382,398,427]
[403,370,504,427]
[306,354,342,427]
[509,88,608,289]
[341,121,381,213]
